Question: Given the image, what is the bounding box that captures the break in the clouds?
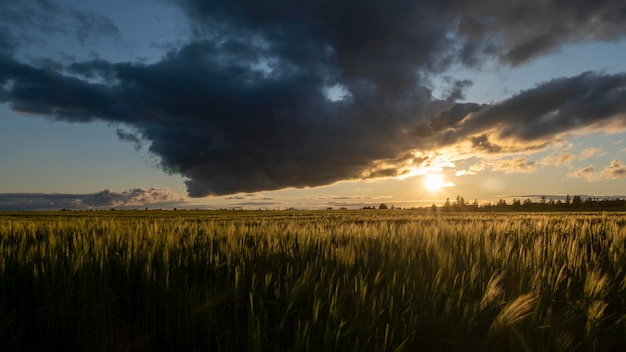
[2,0,626,196]
[0,188,183,211]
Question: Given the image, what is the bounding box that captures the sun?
[423,173,450,191]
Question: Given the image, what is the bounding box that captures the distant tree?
[444,198,452,211]
[378,203,388,210]
[584,197,595,209]
[571,195,582,209]
[431,203,437,213]
[497,199,507,207]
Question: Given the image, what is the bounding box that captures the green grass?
[1,211,625,351]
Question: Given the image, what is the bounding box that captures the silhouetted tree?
[444,198,451,212]
[378,203,388,210]
[571,195,582,209]
[421,194,626,212]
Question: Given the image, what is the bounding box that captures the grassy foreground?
[1,210,625,351]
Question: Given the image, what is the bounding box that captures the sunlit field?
[1,210,625,351]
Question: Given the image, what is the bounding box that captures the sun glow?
[423,173,453,191]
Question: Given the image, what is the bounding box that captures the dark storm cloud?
[116,128,143,151]
[429,72,626,150]
[0,33,441,196]
[412,102,485,138]
[0,26,17,57]
[0,188,183,211]
[454,0,626,65]
[0,0,120,47]
[3,0,626,196]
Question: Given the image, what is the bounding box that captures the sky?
[1,0,626,210]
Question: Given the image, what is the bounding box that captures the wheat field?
[1,210,625,351]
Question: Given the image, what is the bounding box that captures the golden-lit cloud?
[489,157,537,174]
[568,159,626,182]
[579,147,601,160]
[601,160,626,179]
[359,150,463,181]
[455,161,486,176]
[568,165,595,182]
[453,156,537,177]
[540,153,575,166]
[538,147,602,167]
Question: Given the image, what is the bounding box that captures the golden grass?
[0,210,625,351]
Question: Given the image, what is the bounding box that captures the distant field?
[1,211,625,351]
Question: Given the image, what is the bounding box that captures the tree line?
[433,195,626,212]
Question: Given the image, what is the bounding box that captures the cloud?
[490,157,537,174]
[454,1,626,65]
[0,188,183,211]
[454,161,485,175]
[539,147,602,167]
[0,26,17,57]
[427,72,626,152]
[82,188,182,207]
[568,165,596,182]
[0,0,120,48]
[540,153,575,166]
[456,157,537,175]
[225,196,246,200]
[2,0,626,196]
[569,159,626,182]
[116,128,143,151]
[601,159,626,179]
[579,147,601,160]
